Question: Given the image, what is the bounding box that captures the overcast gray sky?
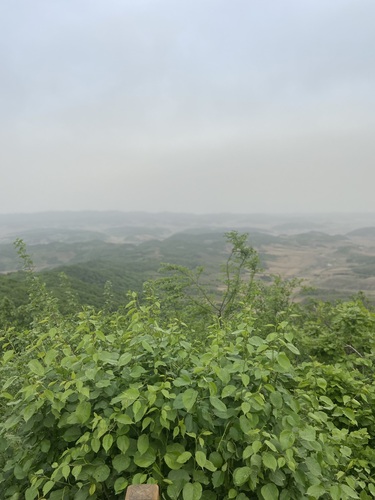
[1,0,374,214]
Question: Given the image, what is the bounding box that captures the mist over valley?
[1,211,375,308]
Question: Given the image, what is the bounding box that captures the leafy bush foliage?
[1,235,375,499]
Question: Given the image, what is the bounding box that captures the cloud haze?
[1,0,374,213]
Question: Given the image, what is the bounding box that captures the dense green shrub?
[1,300,375,499]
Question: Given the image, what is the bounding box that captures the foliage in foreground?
[0,234,375,499]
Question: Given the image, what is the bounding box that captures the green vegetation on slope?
[0,234,375,499]
[2,225,375,317]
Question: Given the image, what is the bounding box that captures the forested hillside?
[1,233,375,499]
[2,212,375,313]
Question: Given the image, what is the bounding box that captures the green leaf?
[212,470,225,488]
[134,448,157,467]
[62,426,81,442]
[209,396,227,413]
[40,439,50,453]
[91,437,101,453]
[262,452,277,471]
[195,450,206,468]
[177,451,192,464]
[133,400,146,422]
[233,466,251,486]
[24,403,38,423]
[3,375,18,391]
[261,483,279,500]
[221,385,237,398]
[285,343,300,355]
[270,391,283,409]
[265,440,277,452]
[316,378,327,390]
[102,434,113,453]
[75,401,91,424]
[204,459,217,472]
[239,415,253,434]
[343,395,351,405]
[118,352,132,366]
[209,451,223,468]
[237,494,250,500]
[167,469,190,497]
[252,440,262,454]
[343,408,357,423]
[216,367,230,384]
[130,365,147,378]
[164,443,186,470]
[72,465,82,480]
[92,464,110,483]
[305,457,321,477]
[340,484,359,499]
[113,387,140,407]
[113,454,131,473]
[276,352,291,371]
[182,388,198,412]
[174,377,192,387]
[141,340,154,353]
[25,487,38,500]
[114,477,128,494]
[137,434,149,455]
[44,349,57,366]
[117,435,130,454]
[182,482,202,500]
[329,485,341,500]
[241,401,251,414]
[43,481,55,496]
[279,430,295,450]
[28,359,45,377]
[115,413,133,425]
[306,484,326,498]
[98,350,119,365]
[61,465,70,480]
[340,446,352,457]
[2,350,14,363]
[300,426,316,442]
[248,336,265,346]
[319,396,335,409]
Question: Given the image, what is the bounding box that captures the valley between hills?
[1,211,375,308]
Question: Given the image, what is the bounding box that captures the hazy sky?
[1,0,374,214]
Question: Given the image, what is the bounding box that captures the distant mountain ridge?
[347,227,375,238]
[1,211,374,244]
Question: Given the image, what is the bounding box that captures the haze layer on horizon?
[1,0,374,214]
